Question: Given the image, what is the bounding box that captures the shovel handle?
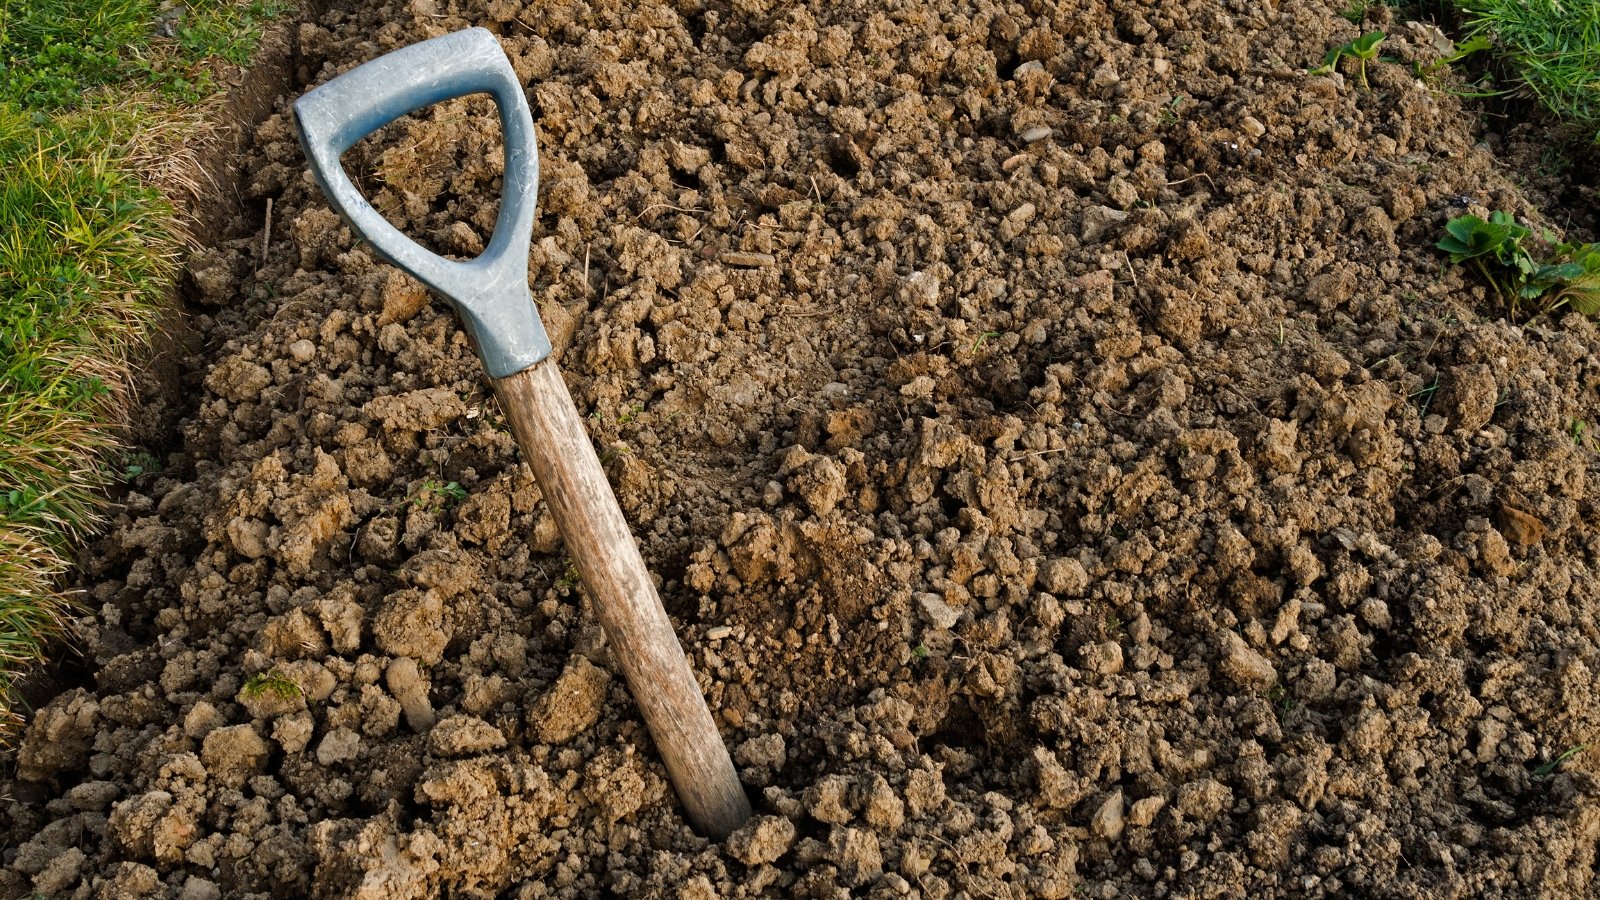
[294,27,549,378]
[492,359,752,839]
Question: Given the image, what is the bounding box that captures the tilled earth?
[7,0,1600,897]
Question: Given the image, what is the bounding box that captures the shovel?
[293,27,751,839]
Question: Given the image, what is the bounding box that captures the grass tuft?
[1451,0,1600,140]
[0,0,288,737]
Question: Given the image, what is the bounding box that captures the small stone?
[288,339,316,362]
[1240,116,1266,138]
[1218,630,1277,689]
[1020,126,1052,144]
[916,593,961,630]
[1091,789,1126,840]
[707,625,734,640]
[720,250,776,267]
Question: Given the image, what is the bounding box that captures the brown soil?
[8,1,1600,898]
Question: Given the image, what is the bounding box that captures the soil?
[8,0,1600,897]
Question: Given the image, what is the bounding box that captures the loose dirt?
[8,0,1600,897]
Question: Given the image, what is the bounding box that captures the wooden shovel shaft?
[492,359,751,839]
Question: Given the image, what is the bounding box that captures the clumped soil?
[9,0,1600,897]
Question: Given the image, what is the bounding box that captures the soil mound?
[6,0,1600,897]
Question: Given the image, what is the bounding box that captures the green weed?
[1570,418,1600,451]
[1437,211,1600,318]
[0,0,287,737]
[1453,0,1600,140]
[555,560,581,591]
[1534,743,1588,777]
[241,669,302,700]
[1312,31,1386,89]
[1,0,289,109]
[408,479,467,508]
[121,450,162,479]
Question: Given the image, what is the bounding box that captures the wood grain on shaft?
[493,359,751,839]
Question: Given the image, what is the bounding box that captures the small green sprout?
[410,479,467,508]
[1265,685,1298,721]
[911,643,930,660]
[1416,35,1492,79]
[122,451,163,480]
[1161,94,1185,124]
[1410,375,1441,416]
[971,331,1002,352]
[1534,743,1588,778]
[1339,0,1369,23]
[555,560,581,590]
[1570,419,1599,451]
[241,669,302,700]
[1104,614,1125,638]
[1313,31,1385,89]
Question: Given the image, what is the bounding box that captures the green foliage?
[1437,211,1600,318]
[241,669,302,700]
[555,560,581,591]
[122,450,162,479]
[0,108,170,540]
[1313,31,1386,89]
[1452,0,1600,140]
[405,479,467,509]
[0,0,290,109]
[1534,743,1589,777]
[0,0,286,738]
[0,0,152,108]
[1570,418,1600,451]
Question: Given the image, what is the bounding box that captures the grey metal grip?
[293,27,550,378]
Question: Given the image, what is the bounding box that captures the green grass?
[1451,0,1600,140]
[0,0,287,733]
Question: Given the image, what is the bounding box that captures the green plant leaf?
[1566,289,1600,316]
[1350,31,1385,58]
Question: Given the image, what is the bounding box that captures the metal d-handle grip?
[293,27,550,378]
